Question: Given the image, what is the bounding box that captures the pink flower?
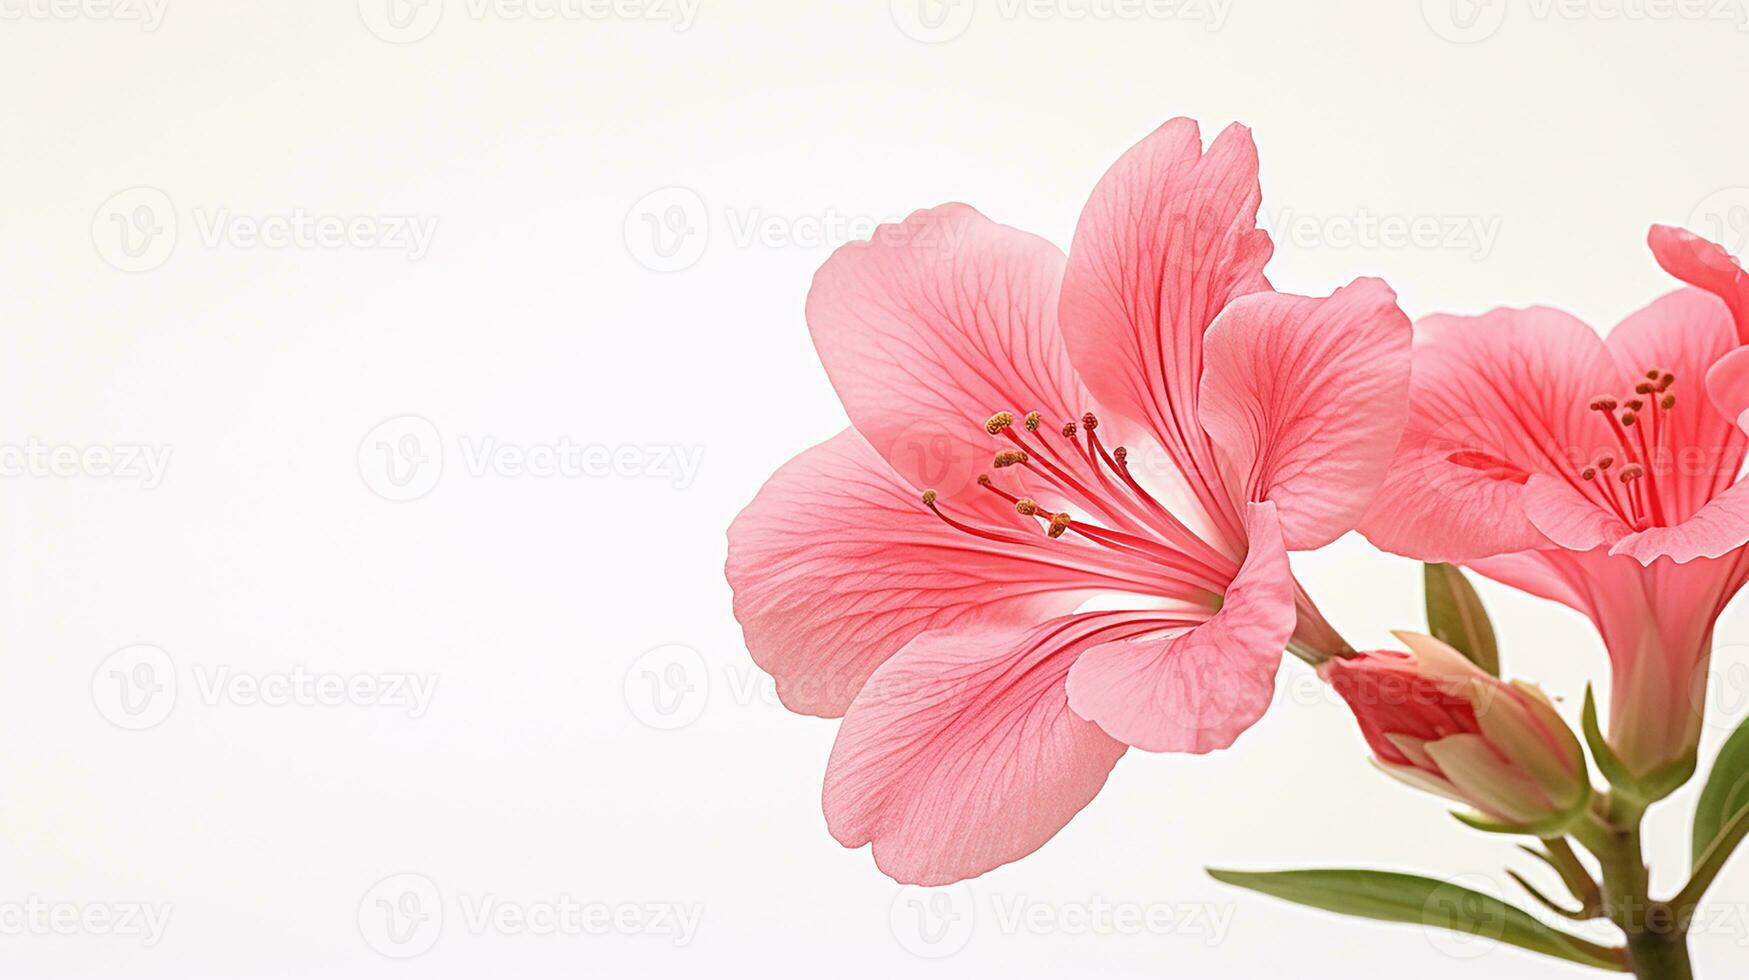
[1361,228,1749,778]
[1321,633,1589,832]
[727,119,1412,884]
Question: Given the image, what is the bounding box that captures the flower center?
[1577,368,1677,530]
[918,409,1238,604]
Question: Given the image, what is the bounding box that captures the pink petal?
[822,613,1142,885]
[726,430,1086,717]
[1058,118,1274,550]
[1649,224,1749,345]
[1522,473,1634,551]
[1197,278,1412,550]
[1608,478,1749,564]
[1709,346,1749,434]
[1467,548,1741,775]
[1604,287,1746,518]
[1065,502,1291,753]
[1360,307,1618,562]
[806,204,1088,500]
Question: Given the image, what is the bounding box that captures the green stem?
[1574,802,1694,980]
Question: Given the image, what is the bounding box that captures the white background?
[4,0,1749,976]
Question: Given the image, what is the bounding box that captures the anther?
[976,474,992,488]
[1635,381,1655,395]
[1620,463,1645,483]
[1647,369,1662,380]
[1061,421,1078,438]
[1662,394,1676,410]
[1081,412,1099,432]
[1015,498,1039,516]
[1658,372,1675,391]
[1625,398,1645,412]
[1590,397,1618,412]
[1622,411,1638,427]
[993,449,1029,468]
[1597,455,1615,470]
[1047,513,1072,539]
[1581,466,1598,481]
[1113,446,1128,465]
[985,411,1015,435]
[922,489,938,506]
[1024,411,1042,432]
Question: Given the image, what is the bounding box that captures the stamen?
[1014,497,1039,516]
[1024,411,1042,432]
[1081,412,1099,432]
[1047,513,1071,538]
[993,449,1028,468]
[1061,421,1077,438]
[922,489,937,506]
[985,411,1015,435]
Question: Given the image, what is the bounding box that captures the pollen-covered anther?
[1081,412,1099,432]
[1589,396,1619,413]
[1620,463,1645,483]
[1662,393,1676,410]
[921,489,938,506]
[985,411,1015,436]
[1060,421,1078,438]
[1024,411,1042,432]
[1597,454,1615,470]
[1621,411,1638,427]
[1658,372,1675,391]
[976,473,993,488]
[1047,513,1072,539]
[1646,368,1662,380]
[1625,398,1645,412]
[993,449,1029,468]
[1113,446,1128,465]
[1581,466,1598,481]
[1635,381,1655,395]
[1014,497,1039,516]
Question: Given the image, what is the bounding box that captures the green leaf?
[1424,563,1500,676]
[1207,868,1624,971]
[1692,711,1749,869]
[1582,686,1696,808]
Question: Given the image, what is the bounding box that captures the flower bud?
[1318,632,1590,833]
